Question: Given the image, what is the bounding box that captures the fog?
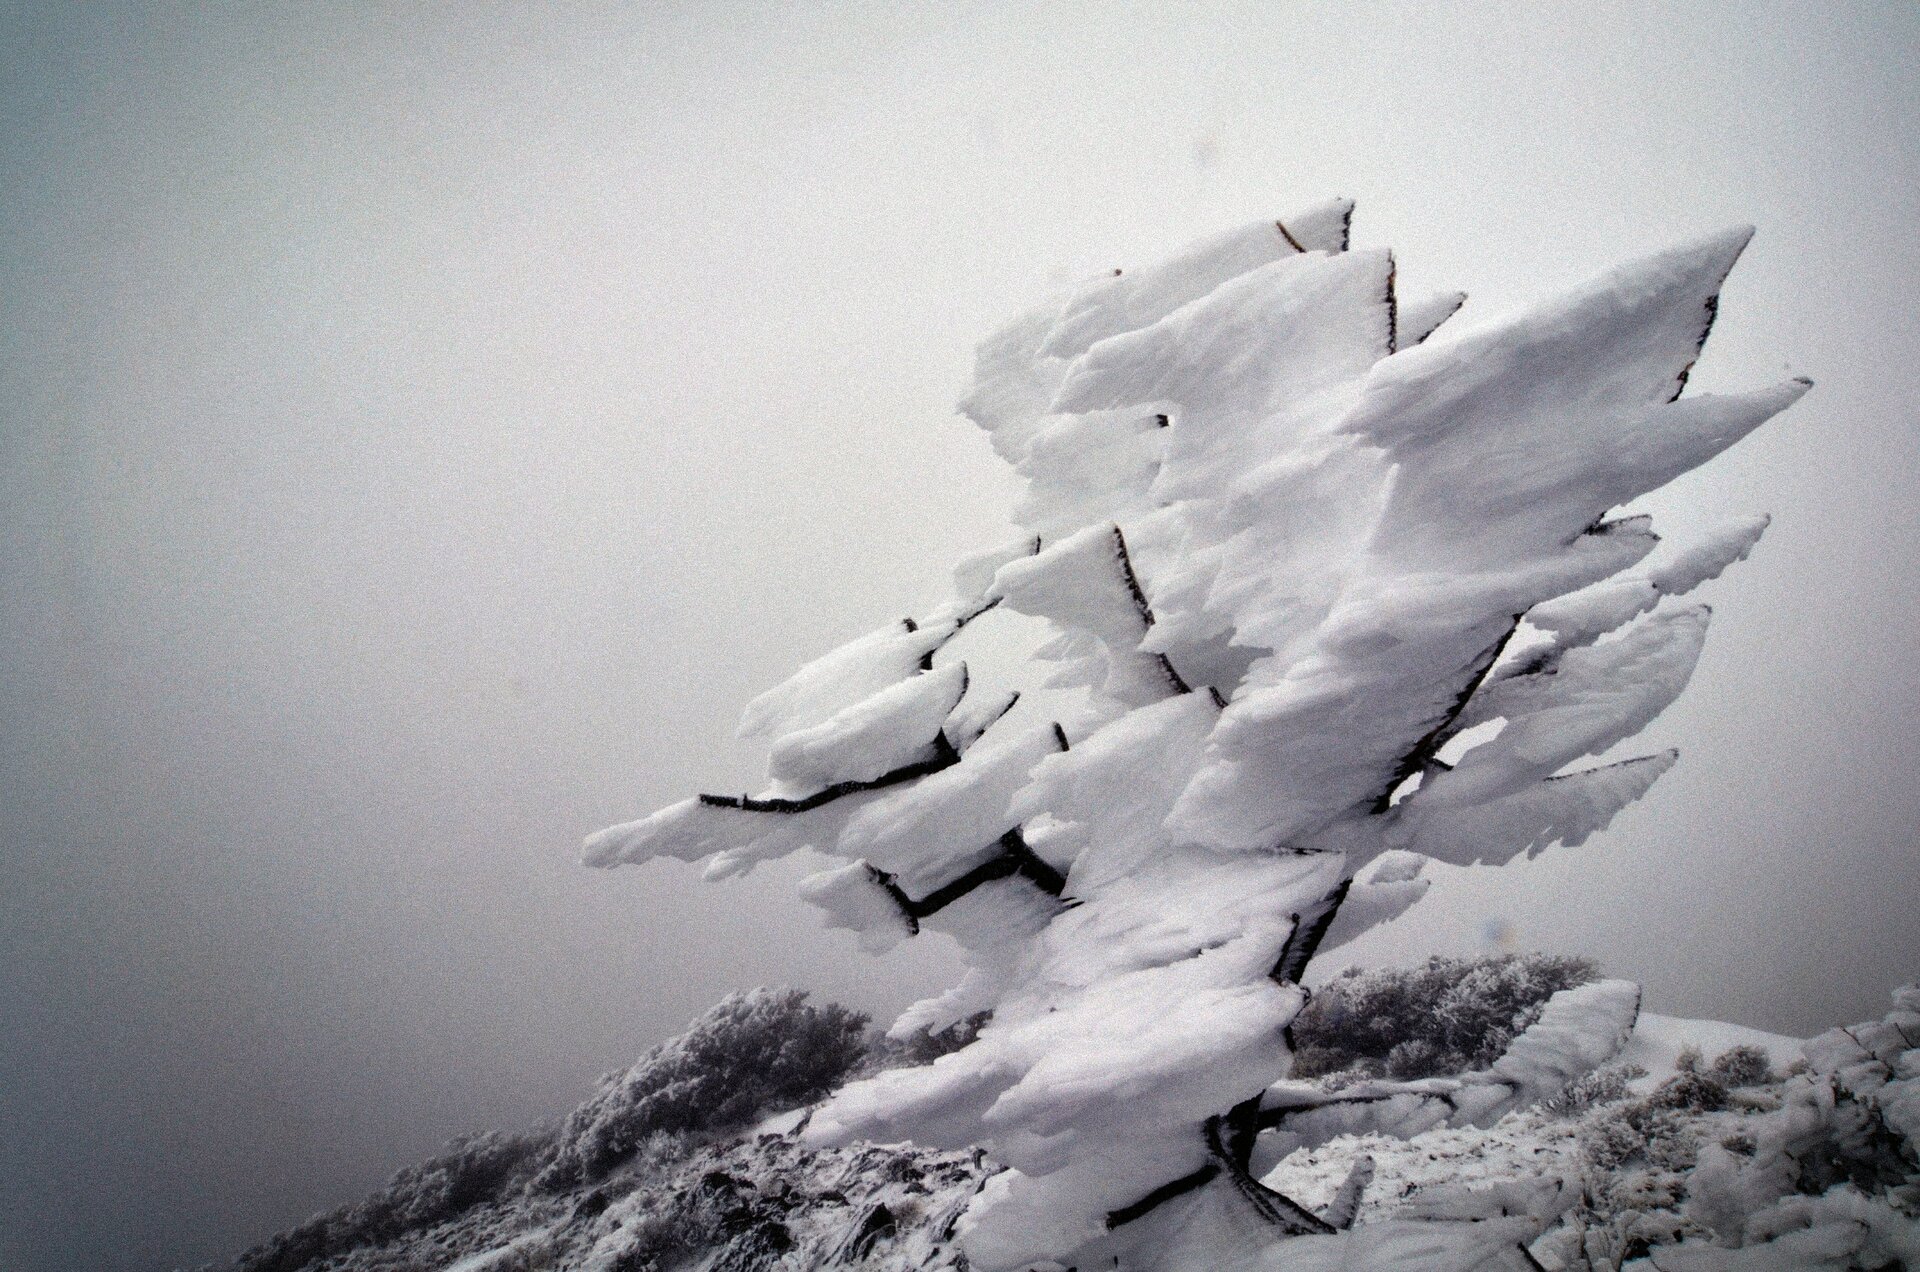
[2,5,1916,1270]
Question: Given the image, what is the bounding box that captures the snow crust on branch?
[585,201,1806,1269]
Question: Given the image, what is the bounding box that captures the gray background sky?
[2,4,1916,1270]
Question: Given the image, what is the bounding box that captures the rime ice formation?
[586,201,1809,1269]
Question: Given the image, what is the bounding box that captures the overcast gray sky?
[2,4,1917,1270]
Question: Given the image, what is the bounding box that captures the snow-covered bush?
[1701,1042,1776,1089]
[1562,989,1920,1271]
[1544,1062,1648,1118]
[1574,1046,1778,1186]
[590,1167,798,1272]
[1582,1098,1703,1173]
[233,1130,553,1272]
[586,201,1809,1269]
[1293,952,1598,1080]
[226,990,993,1272]
[537,989,869,1190]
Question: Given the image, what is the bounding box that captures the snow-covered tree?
[584,200,1808,1270]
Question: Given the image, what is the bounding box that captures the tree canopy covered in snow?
[585,201,1810,1269]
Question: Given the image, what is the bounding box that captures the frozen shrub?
[1543,1063,1647,1117]
[1579,1103,1697,1174]
[1579,1111,1653,1172]
[1577,1067,1722,1177]
[233,1129,553,1272]
[1675,1041,1775,1089]
[230,989,883,1269]
[538,988,869,1190]
[1705,1043,1775,1088]
[1646,1068,1728,1114]
[1641,1117,1702,1173]
[379,1130,552,1229]
[1293,953,1599,1080]
[1791,1085,1915,1196]
[593,1167,795,1272]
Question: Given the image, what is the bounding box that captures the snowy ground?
[1265,1010,1796,1226]
[1260,1006,1920,1272]
[1259,1014,1797,1229]
[1270,1108,1586,1225]
[1614,1014,1803,1091]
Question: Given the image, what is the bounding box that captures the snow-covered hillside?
[220,977,1918,1272]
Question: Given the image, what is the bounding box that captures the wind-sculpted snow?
[585,201,1808,1269]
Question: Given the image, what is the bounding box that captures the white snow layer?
[766,661,967,788]
[738,619,953,743]
[586,202,1807,1270]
